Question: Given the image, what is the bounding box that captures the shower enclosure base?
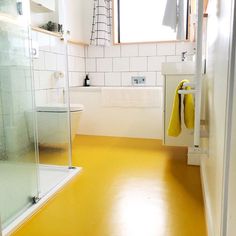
[2,165,81,236]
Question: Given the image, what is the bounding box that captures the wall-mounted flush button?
[131,76,146,86]
[31,41,39,59]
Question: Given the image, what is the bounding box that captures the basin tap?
[181,51,187,61]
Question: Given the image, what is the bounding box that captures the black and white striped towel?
[90,0,112,46]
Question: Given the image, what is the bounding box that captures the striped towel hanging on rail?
[90,0,112,46]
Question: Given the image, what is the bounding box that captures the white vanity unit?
[161,61,195,147]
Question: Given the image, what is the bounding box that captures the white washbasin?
[161,61,195,75]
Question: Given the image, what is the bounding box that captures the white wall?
[201,0,234,235]
[83,0,94,43]
[227,79,236,235]
[65,0,86,42]
[226,39,236,236]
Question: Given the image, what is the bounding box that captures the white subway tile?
[139,44,157,56]
[33,71,40,89]
[78,73,86,86]
[35,90,47,106]
[121,45,138,57]
[68,43,85,57]
[87,46,104,58]
[84,46,89,57]
[113,58,129,71]
[176,42,196,55]
[50,36,66,54]
[130,57,147,71]
[69,72,80,87]
[78,45,85,57]
[47,89,64,103]
[186,54,194,61]
[148,56,166,71]
[38,32,50,51]
[75,57,85,72]
[39,71,53,89]
[68,56,76,71]
[25,72,33,91]
[33,51,44,70]
[57,54,66,71]
[157,43,176,56]
[105,72,121,86]
[138,72,156,86]
[97,58,112,72]
[31,31,38,41]
[44,52,57,71]
[89,73,105,86]
[86,58,96,72]
[166,55,182,62]
[121,72,138,86]
[156,72,164,86]
[105,45,121,57]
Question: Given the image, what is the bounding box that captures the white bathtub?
[69,87,163,139]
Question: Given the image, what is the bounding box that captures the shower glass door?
[0,0,39,229]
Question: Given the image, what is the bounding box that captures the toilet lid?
[37,104,84,112]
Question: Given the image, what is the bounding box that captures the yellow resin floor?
[13,135,207,236]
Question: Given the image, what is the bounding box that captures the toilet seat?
[36,104,84,113]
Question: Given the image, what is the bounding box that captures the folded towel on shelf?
[168,80,195,137]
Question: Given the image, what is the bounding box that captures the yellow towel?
[168,80,195,137]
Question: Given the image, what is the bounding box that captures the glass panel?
[0,0,17,16]
[0,12,39,228]
[33,39,72,168]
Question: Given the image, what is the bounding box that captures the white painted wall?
[83,0,94,43]
[201,0,234,235]
[226,41,236,236]
[65,0,86,42]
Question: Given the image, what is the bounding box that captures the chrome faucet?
[181,51,187,61]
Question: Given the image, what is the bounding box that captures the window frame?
[112,0,192,45]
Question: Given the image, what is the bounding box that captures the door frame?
[221,0,236,235]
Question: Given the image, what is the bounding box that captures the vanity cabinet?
[162,62,194,147]
[31,0,55,12]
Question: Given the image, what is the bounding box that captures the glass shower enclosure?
[0,0,39,229]
[0,1,77,233]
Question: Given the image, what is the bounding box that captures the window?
[114,0,190,44]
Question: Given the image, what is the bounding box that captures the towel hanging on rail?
[168,80,195,137]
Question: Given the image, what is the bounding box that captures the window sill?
[113,39,191,45]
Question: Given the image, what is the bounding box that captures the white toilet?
[35,103,84,146]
